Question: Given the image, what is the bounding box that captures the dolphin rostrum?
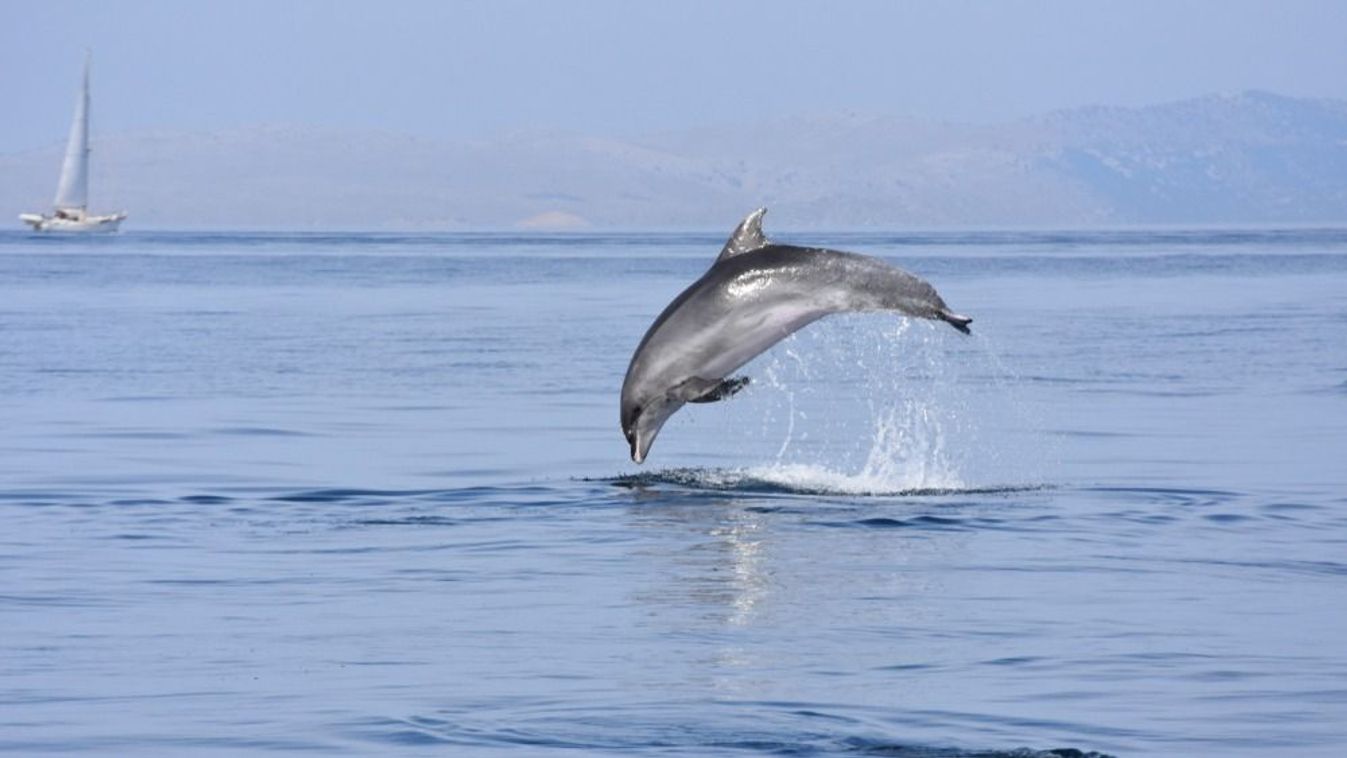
[620,208,972,463]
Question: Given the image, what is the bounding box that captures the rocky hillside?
[3,91,1345,229]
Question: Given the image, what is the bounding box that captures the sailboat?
[19,53,127,233]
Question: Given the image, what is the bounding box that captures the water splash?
[686,317,974,493]
[650,311,1046,495]
[853,396,963,490]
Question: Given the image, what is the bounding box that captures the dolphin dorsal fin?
[716,208,770,262]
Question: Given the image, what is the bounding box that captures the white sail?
[53,53,91,212]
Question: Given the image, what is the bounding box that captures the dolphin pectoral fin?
[691,375,751,403]
[937,309,973,335]
[675,375,751,404]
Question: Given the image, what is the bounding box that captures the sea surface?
[1,228,1345,756]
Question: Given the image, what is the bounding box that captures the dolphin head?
[620,390,680,464]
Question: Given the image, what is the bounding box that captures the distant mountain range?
[4,91,1346,230]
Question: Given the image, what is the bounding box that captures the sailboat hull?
[20,212,126,233]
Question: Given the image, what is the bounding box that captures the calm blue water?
[1,228,1345,756]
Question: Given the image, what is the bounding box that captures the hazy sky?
[4,0,1347,152]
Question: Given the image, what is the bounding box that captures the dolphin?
[620,208,972,463]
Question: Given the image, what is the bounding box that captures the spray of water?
[639,312,1045,496]
[726,317,972,494]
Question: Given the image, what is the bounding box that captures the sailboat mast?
[53,52,91,212]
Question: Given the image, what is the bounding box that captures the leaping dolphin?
[620,208,972,463]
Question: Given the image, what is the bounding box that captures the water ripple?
[346,708,1117,757]
[598,468,1049,498]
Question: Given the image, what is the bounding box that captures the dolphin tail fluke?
[937,310,973,334]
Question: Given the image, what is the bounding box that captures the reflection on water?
[636,499,777,631]
[711,510,769,628]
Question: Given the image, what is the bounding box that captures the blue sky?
[3,0,1347,151]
